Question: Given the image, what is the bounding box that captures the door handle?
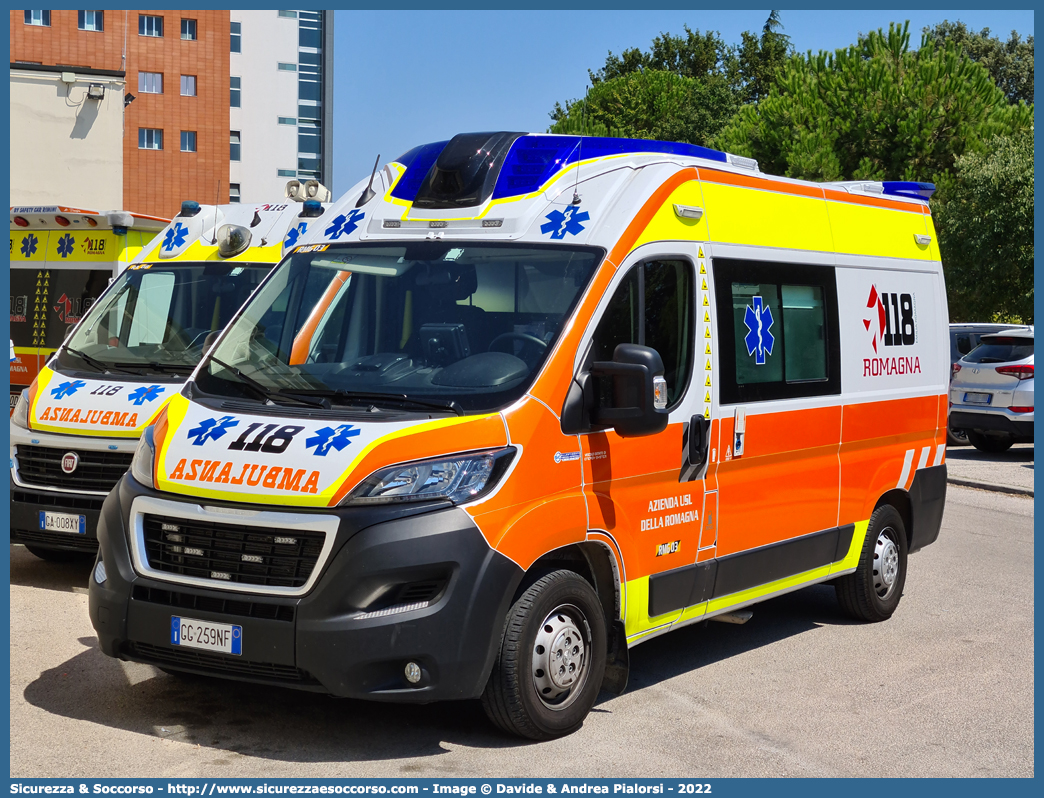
[734,407,746,457]
[689,414,710,467]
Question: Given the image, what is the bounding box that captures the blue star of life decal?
[50,379,87,399]
[20,234,38,258]
[162,222,189,252]
[743,296,775,366]
[540,206,590,240]
[127,384,165,405]
[324,209,364,240]
[186,415,239,446]
[305,423,361,456]
[283,222,307,250]
[56,233,75,258]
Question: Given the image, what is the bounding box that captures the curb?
[947,477,1034,498]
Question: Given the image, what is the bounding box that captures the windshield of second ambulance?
[195,242,603,413]
[57,262,271,376]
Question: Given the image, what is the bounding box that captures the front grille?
[142,514,326,589]
[133,585,296,622]
[15,445,133,493]
[10,528,98,550]
[13,489,107,512]
[124,642,317,684]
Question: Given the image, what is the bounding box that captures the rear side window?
[714,258,840,404]
[590,259,694,408]
[966,338,1033,364]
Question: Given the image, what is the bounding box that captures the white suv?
[949,329,1034,453]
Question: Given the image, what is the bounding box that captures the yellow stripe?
[830,519,869,574]
[826,200,933,261]
[700,181,835,253]
[632,179,709,249]
[144,242,284,264]
[622,575,682,642]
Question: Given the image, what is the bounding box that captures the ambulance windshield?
[195,242,603,413]
[57,262,271,377]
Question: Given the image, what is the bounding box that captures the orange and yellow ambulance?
[89,133,948,739]
[11,193,331,560]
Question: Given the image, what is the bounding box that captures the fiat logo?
[61,452,79,474]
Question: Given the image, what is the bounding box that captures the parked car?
[949,328,1034,452]
[946,324,1030,446]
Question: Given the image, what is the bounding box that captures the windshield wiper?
[293,389,465,417]
[208,355,330,409]
[109,360,196,375]
[64,347,145,376]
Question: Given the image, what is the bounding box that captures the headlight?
[343,447,516,506]
[130,426,155,489]
[11,390,30,429]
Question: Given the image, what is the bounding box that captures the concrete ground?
[946,442,1033,495]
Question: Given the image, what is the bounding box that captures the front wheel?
[968,431,1015,453]
[835,504,908,622]
[481,570,607,740]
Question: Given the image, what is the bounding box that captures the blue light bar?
[389,140,448,202]
[881,182,936,201]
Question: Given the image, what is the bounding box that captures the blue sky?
[330,8,1034,193]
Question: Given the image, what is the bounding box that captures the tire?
[23,544,95,563]
[481,570,607,740]
[835,504,908,622]
[946,426,969,447]
[968,431,1015,453]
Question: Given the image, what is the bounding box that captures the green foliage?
[736,9,793,103]
[548,69,739,147]
[588,24,732,85]
[712,22,1033,182]
[922,20,1033,104]
[934,132,1034,323]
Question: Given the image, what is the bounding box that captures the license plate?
[171,616,242,656]
[39,510,86,535]
[964,392,992,405]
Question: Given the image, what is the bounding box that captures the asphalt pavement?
[945,442,1033,496]
[8,484,1033,778]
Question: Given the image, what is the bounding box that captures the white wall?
[10,69,124,209]
[229,10,301,203]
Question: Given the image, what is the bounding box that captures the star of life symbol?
[324,210,364,239]
[186,415,239,446]
[743,296,775,365]
[162,222,189,252]
[56,234,75,258]
[20,234,38,258]
[127,384,165,405]
[50,379,86,399]
[863,285,887,353]
[283,222,307,250]
[540,206,590,240]
[305,423,361,456]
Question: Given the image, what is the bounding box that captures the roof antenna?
[211,181,219,244]
[356,153,381,208]
[572,85,588,205]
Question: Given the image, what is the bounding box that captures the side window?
[590,259,694,408]
[714,258,839,404]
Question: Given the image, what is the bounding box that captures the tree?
[712,22,1033,182]
[922,20,1033,104]
[934,132,1034,323]
[588,24,732,85]
[549,68,739,147]
[736,9,793,103]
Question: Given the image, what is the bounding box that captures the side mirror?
[561,343,667,437]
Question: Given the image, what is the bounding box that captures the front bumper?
[949,409,1033,439]
[89,476,524,702]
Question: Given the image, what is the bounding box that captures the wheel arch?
[873,488,913,550]
[509,541,620,628]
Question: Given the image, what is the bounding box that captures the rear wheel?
[481,570,607,740]
[835,504,908,622]
[968,431,1015,453]
[946,426,969,447]
[23,544,95,562]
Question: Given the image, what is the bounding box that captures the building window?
[230,76,241,108]
[24,10,50,26]
[138,128,163,150]
[180,75,196,96]
[138,72,162,94]
[230,21,241,53]
[229,183,241,203]
[78,10,104,31]
[180,131,197,152]
[277,62,297,72]
[138,14,163,37]
[230,131,241,161]
[277,117,296,125]
[277,169,296,177]
[138,72,163,94]
[278,10,297,18]
[181,18,196,40]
